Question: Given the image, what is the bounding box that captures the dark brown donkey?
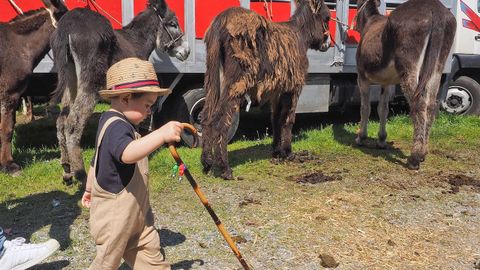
[50,0,190,184]
[355,0,456,170]
[201,0,331,180]
[0,0,67,175]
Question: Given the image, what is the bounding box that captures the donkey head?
[295,0,331,52]
[355,0,381,32]
[41,0,68,27]
[148,0,190,61]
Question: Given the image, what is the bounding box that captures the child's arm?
[121,121,183,164]
[81,166,95,208]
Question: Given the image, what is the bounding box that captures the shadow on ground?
[331,124,408,167]
[0,190,82,250]
[30,260,70,270]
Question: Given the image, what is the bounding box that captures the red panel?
[166,0,185,31]
[195,0,240,39]
[133,0,184,31]
[346,9,361,44]
[134,0,149,14]
[0,1,44,22]
[250,2,290,22]
[329,10,337,47]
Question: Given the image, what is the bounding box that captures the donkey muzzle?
[320,33,331,52]
[170,40,190,61]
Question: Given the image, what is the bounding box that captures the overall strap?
[92,116,129,171]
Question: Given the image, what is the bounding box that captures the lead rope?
[87,0,122,27]
[7,0,23,15]
[263,0,273,21]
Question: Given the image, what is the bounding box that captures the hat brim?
[99,86,172,100]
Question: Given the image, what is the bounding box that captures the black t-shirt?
[90,111,136,193]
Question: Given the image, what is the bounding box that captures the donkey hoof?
[376,140,387,149]
[4,163,22,177]
[63,174,74,186]
[355,136,366,146]
[221,171,234,180]
[406,157,420,170]
[201,163,212,174]
[286,152,295,161]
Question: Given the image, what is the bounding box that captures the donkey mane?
[9,9,45,23]
[116,9,160,58]
[8,9,50,34]
[289,2,319,28]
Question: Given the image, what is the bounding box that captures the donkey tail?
[50,28,72,103]
[412,11,445,99]
[202,21,224,126]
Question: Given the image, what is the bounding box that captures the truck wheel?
[441,76,480,115]
[178,88,240,147]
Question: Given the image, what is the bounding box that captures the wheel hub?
[441,86,472,114]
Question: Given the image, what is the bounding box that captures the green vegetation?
[1,105,479,269]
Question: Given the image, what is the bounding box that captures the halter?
[152,6,184,50]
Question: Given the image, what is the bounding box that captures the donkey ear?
[42,0,67,12]
[148,0,167,13]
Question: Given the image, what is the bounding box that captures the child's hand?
[81,191,91,208]
[158,121,183,144]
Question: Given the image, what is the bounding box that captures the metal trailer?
[25,0,480,143]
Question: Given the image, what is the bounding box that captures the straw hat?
[99,58,171,99]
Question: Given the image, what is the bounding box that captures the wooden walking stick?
[168,123,251,270]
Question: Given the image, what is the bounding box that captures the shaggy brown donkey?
[354,0,456,170]
[50,0,189,184]
[0,0,67,175]
[201,0,331,180]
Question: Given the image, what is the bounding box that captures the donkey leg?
[376,85,393,149]
[355,75,371,146]
[200,122,214,174]
[211,96,241,180]
[279,90,301,160]
[406,95,428,170]
[270,95,282,158]
[0,94,22,175]
[56,82,75,184]
[25,97,34,122]
[65,89,97,184]
[422,72,442,160]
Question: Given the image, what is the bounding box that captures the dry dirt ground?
[22,146,479,270]
[4,109,480,269]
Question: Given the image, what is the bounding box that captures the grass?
[1,105,480,269]
[2,107,479,203]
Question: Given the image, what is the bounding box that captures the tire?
[176,88,240,147]
[441,76,480,115]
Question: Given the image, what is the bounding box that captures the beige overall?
[89,116,170,270]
